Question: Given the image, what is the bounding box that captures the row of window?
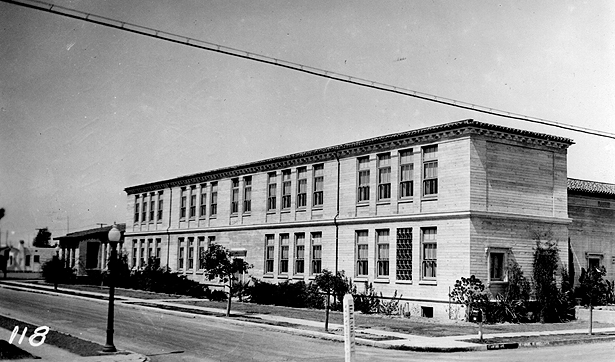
[357,145,438,203]
[131,238,162,268]
[133,145,439,224]
[262,227,438,280]
[177,235,216,270]
[134,191,164,223]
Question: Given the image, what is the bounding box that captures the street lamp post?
[103,224,121,353]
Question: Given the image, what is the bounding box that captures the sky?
[1,0,614,246]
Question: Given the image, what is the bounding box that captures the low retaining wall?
[575,306,615,323]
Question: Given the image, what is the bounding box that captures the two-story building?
[123,119,576,318]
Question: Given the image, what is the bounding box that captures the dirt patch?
[0,314,111,357]
[0,339,39,359]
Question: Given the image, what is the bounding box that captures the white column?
[74,247,80,269]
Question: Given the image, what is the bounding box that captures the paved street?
[1,286,614,361]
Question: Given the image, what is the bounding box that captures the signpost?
[343,294,355,362]
[470,307,484,341]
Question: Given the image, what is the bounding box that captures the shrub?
[305,282,325,309]
[41,257,75,285]
[246,278,280,305]
[449,275,490,322]
[490,260,532,323]
[353,283,380,314]
[379,290,402,316]
[205,287,227,302]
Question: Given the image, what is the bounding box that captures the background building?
[54,224,126,276]
[567,179,615,282]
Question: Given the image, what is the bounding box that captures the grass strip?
[0,314,108,357]
[0,339,38,360]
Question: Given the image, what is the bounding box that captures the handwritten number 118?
[9,326,49,347]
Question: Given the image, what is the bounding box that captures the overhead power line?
[4,0,615,140]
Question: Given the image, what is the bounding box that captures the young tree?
[578,266,609,335]
[314,269,351,331]
[314,269,336,332]
[449,275,490,322]
[201,243,251,317]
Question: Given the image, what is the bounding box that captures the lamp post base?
[102,344,117,353]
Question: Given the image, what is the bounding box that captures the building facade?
[54,224,126,276]
[1,240,56,273]
[124,119,576,318]
[567,179,615,283]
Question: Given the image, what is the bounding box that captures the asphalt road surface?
[1,286,614,361]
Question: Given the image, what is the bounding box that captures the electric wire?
[3,0,615,140]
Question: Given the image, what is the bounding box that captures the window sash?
[490,253,505,281]
[210,191,218,215]
[200,193,207,216]
[422,242,437,278]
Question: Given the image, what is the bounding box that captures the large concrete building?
[123,119,613,318]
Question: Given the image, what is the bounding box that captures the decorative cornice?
[125,119,574,195]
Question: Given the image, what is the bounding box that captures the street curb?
[4,281,615,353]
[518,335,615,348]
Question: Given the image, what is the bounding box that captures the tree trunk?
[226,276,232,317]
[588,303,593,335]
[325,290,330,332]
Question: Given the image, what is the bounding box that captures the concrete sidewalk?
[3,280,615,354]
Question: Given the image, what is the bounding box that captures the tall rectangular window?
[199,185,207,217]
[295,233,305,274]
[147,238,153,262]
[198,236,205,269]
[296,167,307,208]
[357,157,370,202]
[377,230,390,277]
[180,188,187,219]
[399,149,414,198]
[188,238,194,269]
[279,234,289,274]
[178,238,185,269]
[189,187,196,218]
[149,194,155,222]
[356,231,369,276]
[377,153,391,200]
[243,176,252,213]
[489,252,506,281]
[141,195,147,222]
[423,145,438,196]
[311,232,322,274]
[210,183,218,216]
[396,228,412,280]
[134,196,140,223]
[132,240,137,267]
[265,235,275,274]
[231,178,240,214]
[140,239,145,267]
[421,227,437,279]
[157,192,163,221]
[155,238,161,264]
[282,170,292,209]
[267,172,277,211]
[313,164,324,207]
